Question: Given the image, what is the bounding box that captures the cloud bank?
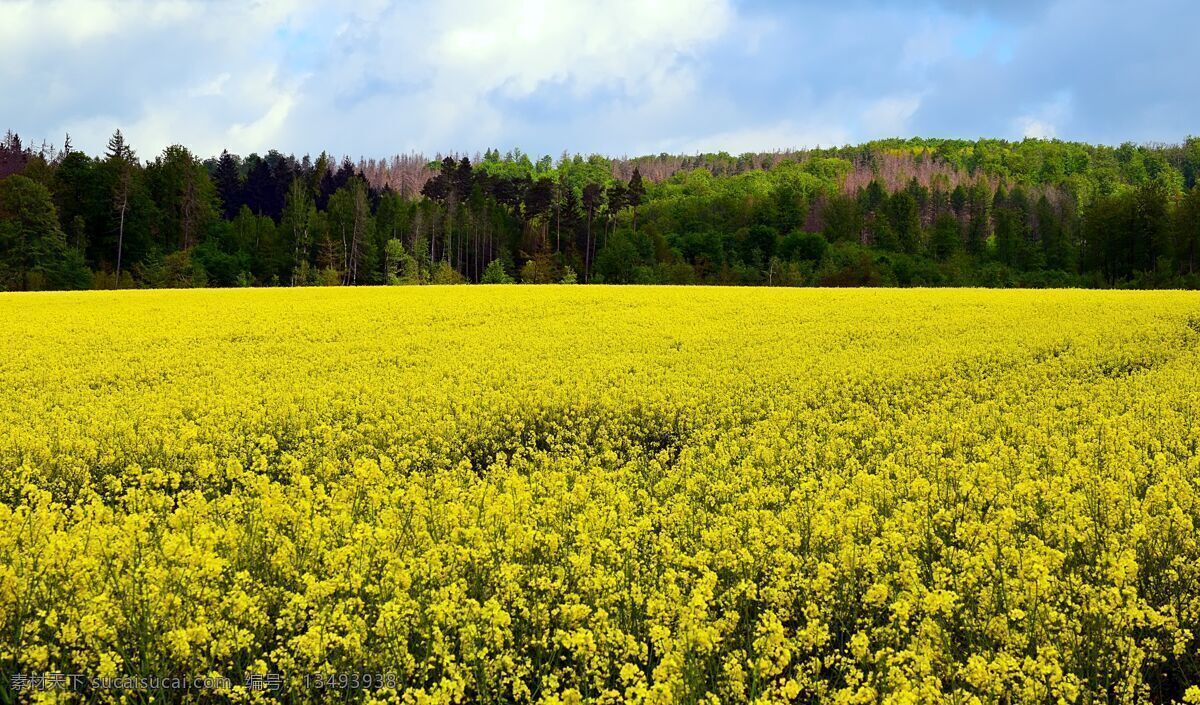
[1,0,1195,158]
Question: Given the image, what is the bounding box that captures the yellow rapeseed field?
[1,286,1199,704]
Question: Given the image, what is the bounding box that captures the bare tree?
[343,181,370,285]
[113,169,130,286]
[582,183,602,283]
[106,131,136,287]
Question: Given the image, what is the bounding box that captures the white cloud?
[861,94,922,136]
[1016,117,1055,139]
[4,0,1195,157]
[427,0,730,97]
[900,18,962,69]
[0,0,211,51]
[0,0,120,48]
[0,0,735,157]
[1013,91,1072,139]
[0,0,317,156]
[672,121,852,154]
[188,73,231,99]
[280,0,735,153]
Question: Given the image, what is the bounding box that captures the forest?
[1,130,1199,291]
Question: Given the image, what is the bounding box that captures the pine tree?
[214,150,243,220]
[628,167,646,232]
[104,130,137,285]
[582,183,603,282]
[105,129,134,162]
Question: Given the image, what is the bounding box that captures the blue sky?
[1,0,1195,159]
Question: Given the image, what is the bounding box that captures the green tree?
[993,206,1019,268]
[627,167,646,232]
[430,260,465,284]
[281,178,319,285]
[97,130,155,285]
[965,179,991,255]
[384,238,419,284]
[326,178,375,284]
[481,258,515,283]
[886,190,922,255]
[0,175,88,290]
[216,205,277,283]
[929,213,961,261]
[213,150,242,220]
[1130,181,1171,275]
[52,150,97,253]
[1036,196,1072,271]
[1173,186,1200,275]
[779,230,828,263]
[519,249,559,283]
[146,144,218,252]
[740,224,779,269]
[1082,192,1132,283]
[822,193,862,243]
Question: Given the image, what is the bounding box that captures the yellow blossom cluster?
[1,286,1199,703]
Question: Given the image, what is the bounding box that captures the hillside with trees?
[2,130,1199,291]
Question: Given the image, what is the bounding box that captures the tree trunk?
[341,224,349,284]
[115,195,127,288]
[446,211,453,265]
[585,212,593,283]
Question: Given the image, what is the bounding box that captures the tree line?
[2,130,1199,291]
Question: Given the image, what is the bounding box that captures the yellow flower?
[2,287,1198,703]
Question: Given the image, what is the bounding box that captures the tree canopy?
[3,130,1200,290]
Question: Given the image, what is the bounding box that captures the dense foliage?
[2,287,1199,703]
[2,130,1200,290]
